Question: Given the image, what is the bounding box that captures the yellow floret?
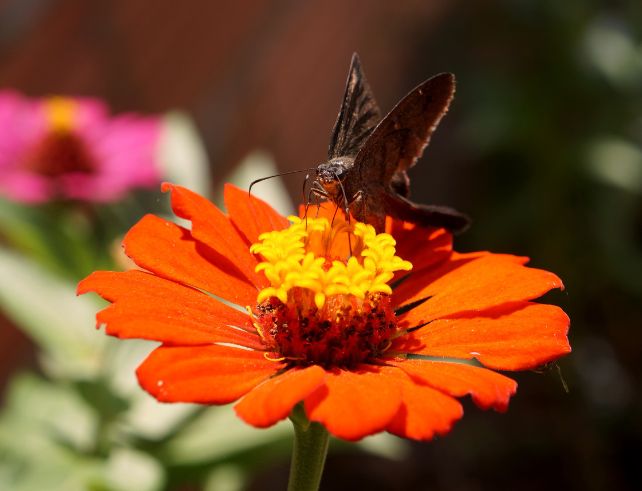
[252,215,412,308]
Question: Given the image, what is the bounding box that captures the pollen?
[250,215,412,368]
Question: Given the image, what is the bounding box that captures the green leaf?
[585,137,642,193]
[0,247,106,379]
[0,373,104,491]
[0,373,97,454]
[102,448,165,491]
[163,406,291,465]
[205,464,246,491]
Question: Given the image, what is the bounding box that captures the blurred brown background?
[1,0,641,490]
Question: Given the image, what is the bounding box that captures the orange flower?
[78,183,570,441]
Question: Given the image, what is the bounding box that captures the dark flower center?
[255,291,398,369]
[22,130,96,177]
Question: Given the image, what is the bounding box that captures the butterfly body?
[312,53,469,233]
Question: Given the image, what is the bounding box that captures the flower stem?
[287,404,330,491]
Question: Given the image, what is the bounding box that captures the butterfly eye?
[331,164,345,179]
[316,162,343,182]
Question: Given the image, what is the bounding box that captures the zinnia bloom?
[78,183,570,441]
[0,91,161,203]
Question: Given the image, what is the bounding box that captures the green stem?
[287,404,330,491]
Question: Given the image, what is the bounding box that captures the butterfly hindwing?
[383,191,470,233]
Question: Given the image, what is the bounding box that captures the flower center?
[22,97,96,177]
[250,216,412,368]
[45,97,77,132]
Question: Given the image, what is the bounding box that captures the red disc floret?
[255,291,398,369]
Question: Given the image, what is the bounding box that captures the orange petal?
[161,183,264,287]
[395,253,563,322]
[225,184,290,246]
[299,201,341,221]
[235,365,326,428]
[392,252,485,309]
[78,270,262,349]
[389,221,453,275]
[123,214,257,306]
[378,366,463,440]
[304,367,402,441]
[137,344,281,404]
[394,302,571,370]
[388,359,517,411]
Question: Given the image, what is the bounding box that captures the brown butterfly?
[310,53,469,233]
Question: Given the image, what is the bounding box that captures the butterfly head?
[315,157,353,196]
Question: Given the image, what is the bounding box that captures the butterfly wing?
[328,53,381,159]
[383,191,470,233]
[352,72,455,183]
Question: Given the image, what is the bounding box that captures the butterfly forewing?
[353,72,455,182]
[328,53,381,159]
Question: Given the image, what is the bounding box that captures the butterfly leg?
[308,182,330,223]
[351,189,386,233]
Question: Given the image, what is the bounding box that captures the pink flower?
[0,91,162,203]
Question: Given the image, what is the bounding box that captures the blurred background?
[0,0,641,490]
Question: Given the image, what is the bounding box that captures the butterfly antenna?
[248,167,316,199]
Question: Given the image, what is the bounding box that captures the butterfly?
[310,53,469,233]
